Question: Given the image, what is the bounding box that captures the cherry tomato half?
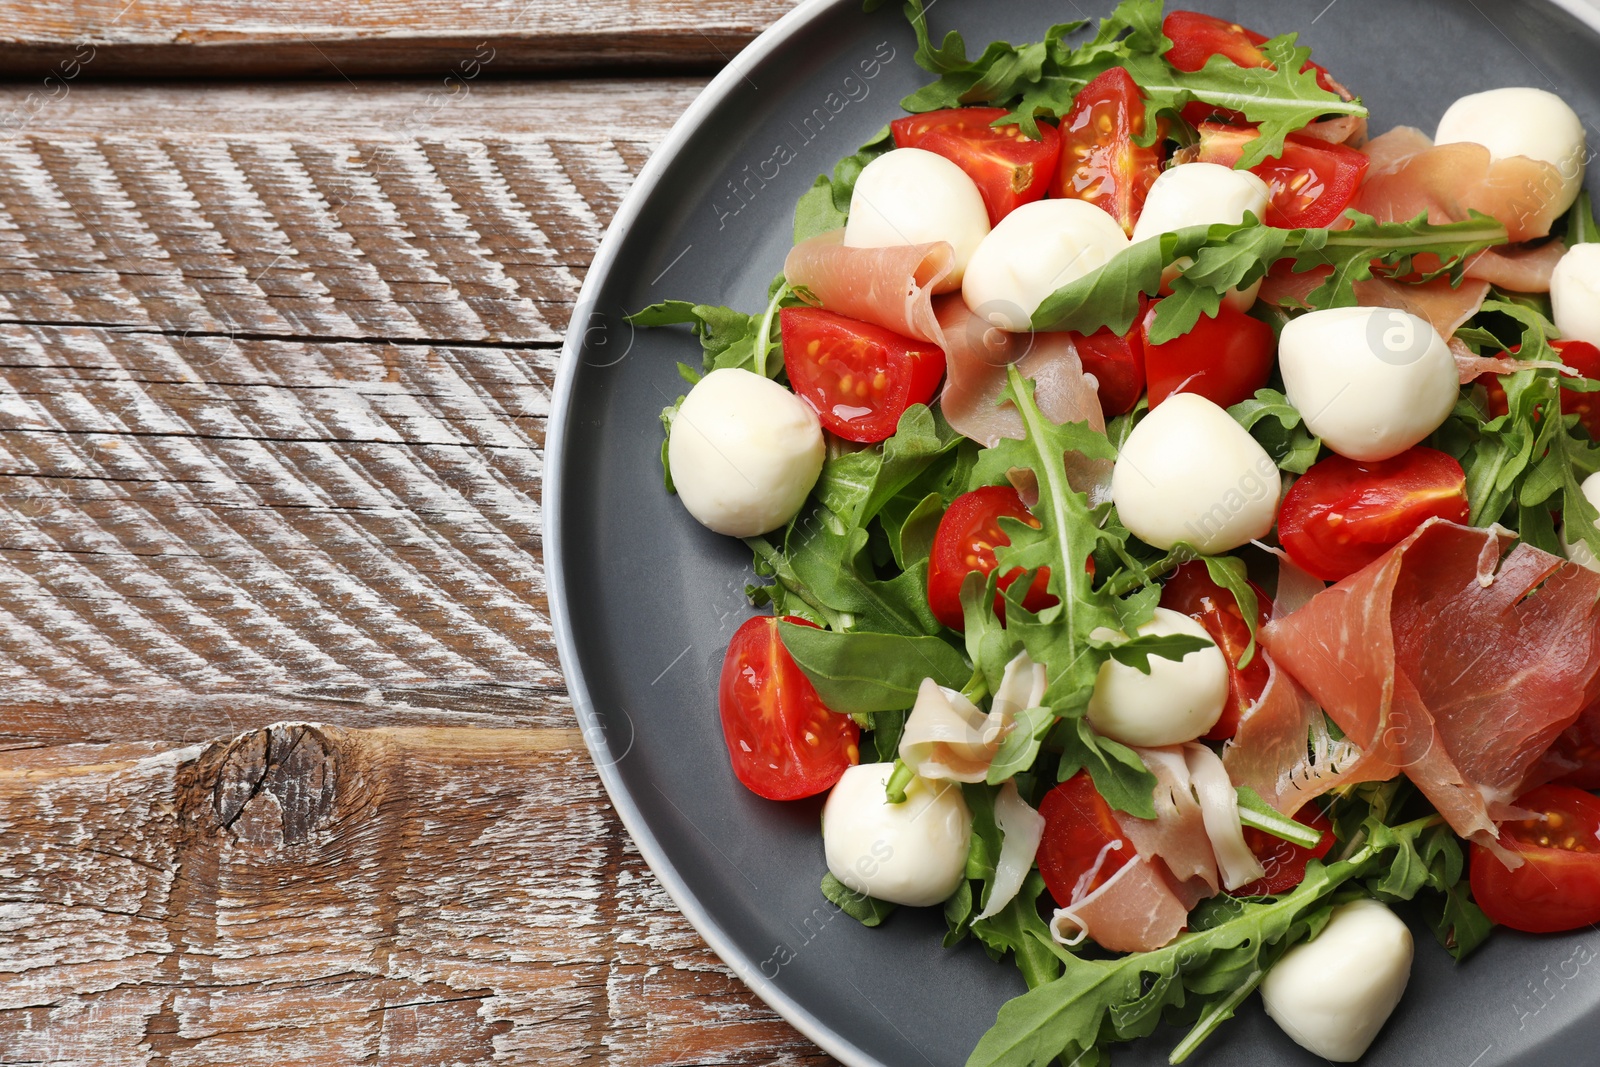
[1039,772,1135,907]
[1195,122,1369,229]
[1072,318,1147,418]
[1232,804,1335,896]
[1277,447,1471,582]
[780,306,945,443]
[718,615,860,801]
[1141,298,1276,410]
[1162,11,1342,97]
[891,107,1062,226]
[1549,706,1600,790]
[1470,784,1600,933]
[926,485,1057,631]
[1051,67,1165,235]
[1484,339,1600,441]
[1159,561,1270,740]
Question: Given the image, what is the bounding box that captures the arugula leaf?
[1036,212,1510,338]
[1566,189,1600,245]
[1089,630,1211,673]
[821,872,896,927]
[779,620,970,713]
[1053,717,1157,819]
[628,299,783,378]
[970,871,1073,990]
[1235,787,1323,849]
[1122,35,1364,168]
[793,125,893,243]
[1229,388,1322,474]
[964,813,1451,1067]
[1447,300,1600,561]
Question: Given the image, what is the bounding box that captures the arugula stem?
[1238,808,1323,850]
[885,759,914,804]
[753,283,789,379]
[1167,969,1264,1065]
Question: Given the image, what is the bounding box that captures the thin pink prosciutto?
[1353,127,1569,243]
[1262,519,1600,848]
[782,229,951,345]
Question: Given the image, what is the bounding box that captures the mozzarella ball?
[1435,87,1586,215]
[962,199,1131,331]
[822,762,971,908]
[1131,162,1272,242]
[1552,243,1600,348]
[1278,307,1459,462]
[844,148,990,289]
[1564,471,1600,571]
[1086,608,1227,747]
[1112,393,1281,554]
[1261,898,1414,1062]
[1132,162,1273,312]
[667,368,824,537]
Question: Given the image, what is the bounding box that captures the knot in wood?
[209,722,341,846]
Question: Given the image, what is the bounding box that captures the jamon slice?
[782,229,951,345]
[1263,520,1600,846]
[1049,855,1191,954]
[1353,127,1569,243]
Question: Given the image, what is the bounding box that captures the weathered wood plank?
[0,79,841,1066]
[0,1,797,78]
[0,722,835,1065]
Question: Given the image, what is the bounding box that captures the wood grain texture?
[0,83,839,1066]
[0,0,798,78]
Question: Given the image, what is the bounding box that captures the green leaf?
[986,705,1057,785]
[1196,551,1262,668]
[1566,189,1600,245]
[1124,35,1364,168]
[1089,630,1212,674]
[1055,718,1157,820]
[969,871,1072,990]
[820,872,896,927]
[1229,388,1323,474]
[778,621,971,713]
[1033,212,1509,338]
[1235,787,1323,849]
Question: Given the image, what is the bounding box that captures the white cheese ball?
[1111,393,1281,554]
[844,148,990,289]
[1435,87,1586,215]
[1564,471,1600,571]
[1132,162,1273,312]
[1278,307,1459,462]
[1131,162,1272,242]
[667,368,824,537]
[961,199,1131,331]
[1086,608,1227,747]
[1261,898,1414,1063]
[822,762,971,908]
[1551,243,1600,348]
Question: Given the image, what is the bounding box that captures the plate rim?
[544,2,1600,1065]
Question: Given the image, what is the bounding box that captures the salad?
[631,2,1600,1064]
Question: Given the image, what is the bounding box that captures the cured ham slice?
[1185,743,1266,891]
[1352,275,1490,340]
[1447,337,1569,385]
[1226,560,1390,814]
[1464,240,1567,293]
[1353,127,1569,243]
[1262,519,1600,847]
[1113,746,1219,902]
[899,651,1043,782]
[783,229,951,345]
[973,780,1046,921]
[1048,854,1190,954]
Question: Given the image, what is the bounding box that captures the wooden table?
[0,3,841,1063]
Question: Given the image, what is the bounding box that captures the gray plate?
[545,1,1600,1064]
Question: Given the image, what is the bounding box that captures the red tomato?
[891,107,1062,226]
[1158,561,1270,740]
[1484,339,1600,440]
[1140,298,1276,410]
[926,486,1057,631]
[1195,122,1369,229]
[1071,322,1147,418]
[1470,784,1600,933]
[1549,709,1600,790]
[780,306,944,443]
[1038,772,1135,907]
[1277,447,1471,582]
[1051,67,1165,234]
[1232,805,1335,896]
[718,616,859,801]
[1162,11,1342,97]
